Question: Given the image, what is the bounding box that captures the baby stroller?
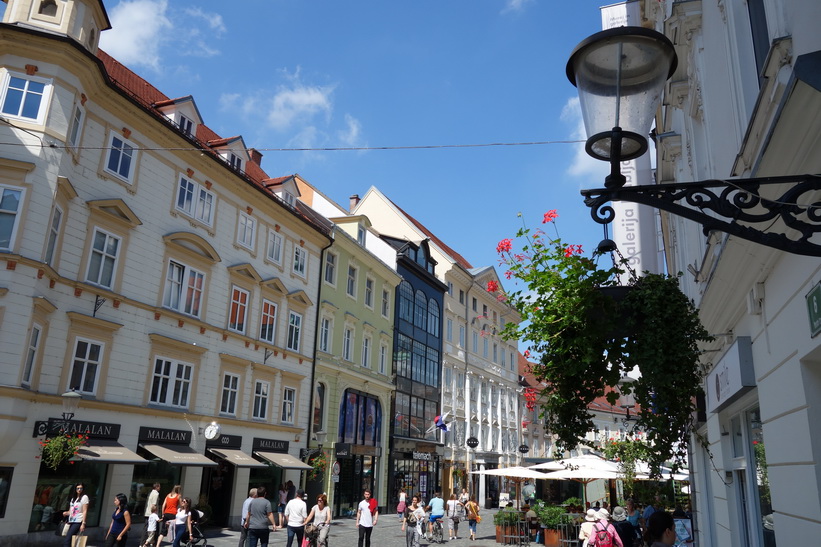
[305,522,328,547]
[183,510,209,547]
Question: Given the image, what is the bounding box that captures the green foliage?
[494,508,521,525]
[602,438,652,491]
[532,500,572,529]
[493,212,713,476]
[38,433,88,470]
[308,451,327,481]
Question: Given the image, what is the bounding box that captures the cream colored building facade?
[0,0,330,541]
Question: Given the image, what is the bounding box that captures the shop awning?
[254,451,312,469]
[140,444,218,466]
[208,448,266,468]
[76,441,148,464]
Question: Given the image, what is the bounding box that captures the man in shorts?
[426,492,445,540]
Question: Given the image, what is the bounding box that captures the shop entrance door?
[200,460,234,526]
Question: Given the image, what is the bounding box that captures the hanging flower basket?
[492,211,713,475]
[38,433,88,470]
[308,452,327,481]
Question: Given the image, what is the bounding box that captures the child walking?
[142,505,159,547]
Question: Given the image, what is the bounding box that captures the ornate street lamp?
[61,389,81,421]
[567,26,821,256]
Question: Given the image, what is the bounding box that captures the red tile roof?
[388,200,473,270]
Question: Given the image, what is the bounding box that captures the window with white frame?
[69,338,102,395]
[357,224,366,245]
[510,351,515,370]
[483,338,488,358]
[104,134,137,183]
[0,185,24,251]
[459,325,466,348]
[228,286,249,334]
[447,281,453,295]
[319,317,332,353]
[281,387,295,424]
[361,335,372,368]
[446,318,453,342]
[365,277,374,308]
[267,229,283,264]
[68,104,84,149]
[286,311,302,352]
[472,330,479,352]
[43,205,62,264]
[86,228,120,288]
[1,72,51,123]
[293,246,306,277]
[220,373,240,415]
[259,299,277,343]
[149,357,192,408]
[162,259,205,317]
[346,264,357,298]
[281,191,296,207]
[379,343,388,374]
[237,212,256,249]
[21,324,42,386]
[324,252,337,285]
[228,152,243,171]
[493,343,498,363]
[343,327,353,361]
[177,114,194,135]
[175,175,215,225]
[381,288,390,317]
[253,380,269,420]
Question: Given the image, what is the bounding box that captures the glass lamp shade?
[61,389,81,416]
[567,26,677,161]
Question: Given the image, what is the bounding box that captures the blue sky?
[94,0,613,279]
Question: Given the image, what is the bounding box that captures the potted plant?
[492,210,712,475]
[494,506,521,543]
[532,501,571,546]
[38,433,88,470]
[308,451,327,481]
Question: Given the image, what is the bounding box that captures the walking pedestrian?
[62,483,89,547]
[238,488,258,547]
[104,493,132,547]
[464,496,480,541]
[402,495,425,547]
[397,487,407,520]
[446,493,463,540]
[139,483,160,547]
[305,493,332,547]
[284,488,308,547]
[246,486,278,547]
[356,489,378,547]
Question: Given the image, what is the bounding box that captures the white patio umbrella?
[535,456,623,505]
[471,466,555,507]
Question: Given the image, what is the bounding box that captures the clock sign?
[203,422,221,440]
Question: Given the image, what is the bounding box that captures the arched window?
[313,383,325,432]
[398,281,414,322]
[414,290,427,329]
[38,0,57,16]
[427,298,440,337]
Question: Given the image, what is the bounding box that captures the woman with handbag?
[401,495,425,547]
[446,493,463,540]
[465,496,480,541]
[104,493,132,547]
[62,483,89,547]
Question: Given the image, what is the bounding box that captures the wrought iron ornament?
[581,174,821,256]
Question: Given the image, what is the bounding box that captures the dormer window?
[357,224,366,245]
[228,153,242,172]
[178,114,194,136]
[38,0,58,16]
[281,191,295,208]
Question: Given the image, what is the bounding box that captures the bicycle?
[306,522,329,547]
[431,516,445,544]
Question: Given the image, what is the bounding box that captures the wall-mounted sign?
[806,282,821,337]
[139,427,190,445]
[706,337,755,413]
[206,434,242,449]
[413,451,432,460]
[252,438,289,453]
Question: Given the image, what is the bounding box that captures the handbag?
[61,522,70,536]
[475,515,482,523]
[72,533,87,547]
[301,536,309,547]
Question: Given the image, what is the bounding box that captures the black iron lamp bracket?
[581,174,821,257]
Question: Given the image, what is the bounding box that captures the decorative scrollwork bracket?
[581,174,821,257]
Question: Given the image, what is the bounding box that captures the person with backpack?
[588,508,624,547]
[611,506,639,547]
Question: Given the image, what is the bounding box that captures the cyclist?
[425,492,445,541]
[305,493,331,547]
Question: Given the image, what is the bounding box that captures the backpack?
[589,522,615,547]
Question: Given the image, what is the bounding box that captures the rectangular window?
[44,206,62,264]
[175,176,215,225]
[178,114,194,135]
[259,299,277,343]
[493,343,498,363]
[324,252,336,284]
[22,324,42,386]
[459,290,465,304]
[447,281,453,295]
[162,260,204,317]
[68,104,84,149]
[293,246,306,277]
[105,134,136,182]
[69,338,102,395]
[253,380,269,420]
[483,304,488,317]
[446,319,453,342]
[287,311,302,352]
[472,297,477,312]
[510,351,514,370]
[228,286,249,334]
[357,224,366,244]
[381,289,390,317]
[472,330,479,352]
[319,317,331,352]
[220,373,240,415]
[228,153,243,172]
[365,277,374,308]
[459,325,466,348]
[483,338,488,358]
[86,228,120,288]
[150,357,192,408]
[267,230,283,264]
[343,327,353,361]
[361,335,371,368]
[379,343,387,374]
[1,74,50,122]
[281,387,295,424]
[346,265,357,297]
[0,186,23,251]
[237,212,256,249]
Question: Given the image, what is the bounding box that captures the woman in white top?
[445,493,464,540]
[579,509,598,547]
[305,493,332,547]
[62,483,89,547]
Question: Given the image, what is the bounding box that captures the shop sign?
[807,282,821,337]
[139,426,190,445]
[413,451,432,460]
[205,434,241,449]
[706,337,755,413]
[252,438,289,453]
[335,443,351,458]
[36,419,120,439]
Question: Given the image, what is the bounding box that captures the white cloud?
[267,85,334,132]
[337,114,364,147]
[561,97,609,180]
[502,0,534,14]
[183,7,226,35]
[99,0,171,70]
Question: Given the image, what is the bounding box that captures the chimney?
[349,194,360,212]
[249,148,263,166]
